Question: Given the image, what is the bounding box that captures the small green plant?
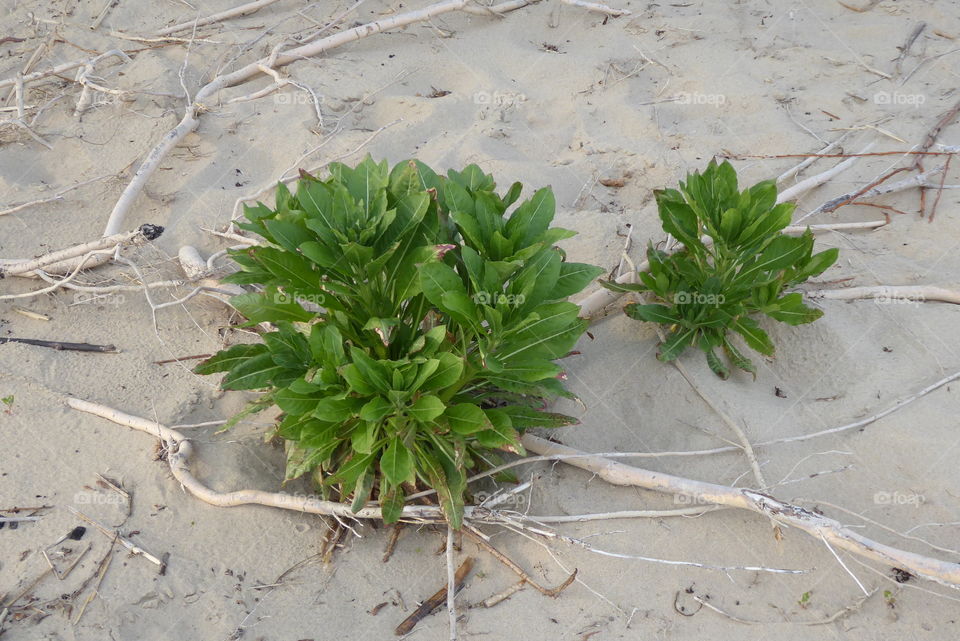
[798,590,812,608]
[195,157,602,527]
[601,160,838,379]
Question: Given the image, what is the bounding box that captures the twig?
[394,557,474,636]
[0,338,117,353]
[0,50,126,90]
[560,0,630,16]
[155,0,284,36]
[0,516,41,523]
[90,0,119,30]
[0,224,163,277]
[446,526,458,641]
[0,173,113,217]
[152,353,212,365]
[799,165,946,222]
[473,580,525,608]
[65,506,166,573]
[894,22,926,76]
[806,285,960,305]
[776,143,873,203]
[777,132,851,184]
[462,525,577,596]
[72,541,115,624]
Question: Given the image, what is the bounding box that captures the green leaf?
[349,347,392,392]
[766,293,824,326]
[657,328,697,362]
[230,291,313,324]
[422,352,464,391]
[379,483,404,524]
[350,470,375,512]
[723,339,756,379]
[550,262,604,300]
[264,219,312,253]
[408,395,446,422]
[193,343,268,375]
[222,353,287,390]
[475,409,523,451]
[732,316,775,356]
[381,437,414,486]
[704,348,730,380]
[498,406,579,429]
[444,403,492,435]
[623,303,681,325]
[313,396,364,422]
[359,396,394,422]
[505,188,556,248]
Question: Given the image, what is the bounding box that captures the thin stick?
[776,143,873,203]
[155,0,284,36]
[72,542,115,624]
[0,516,41,523]
[394,557,474,636]
[0,173,113,217]
[777,132,851,184]
[462,525,577,596]
[69,395,960,588]
[90,0,118,30]
[0,337,117,353]
[0,50,129,90]
[475,580,525,608]
[560,0,630,16]
[446,526,457,640]
[806,285,960,305]
[65,506,166,572]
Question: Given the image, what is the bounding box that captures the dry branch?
[806,285,960,305]
[0,224,163,278]
[154,0,284,36]
[66,393,960,590]
[519,434,960,589]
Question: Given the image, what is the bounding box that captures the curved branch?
[520,433,960,590]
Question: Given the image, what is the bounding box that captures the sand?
[2,0,960,639]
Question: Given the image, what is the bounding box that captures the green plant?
[195,157,602,527]
[601,160,838,379]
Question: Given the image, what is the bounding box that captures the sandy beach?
[2,0,960,639]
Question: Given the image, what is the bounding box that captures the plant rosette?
[195,157,604,527]
[602,160,838,379]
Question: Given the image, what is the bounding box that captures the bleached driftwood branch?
[66,396,960,589]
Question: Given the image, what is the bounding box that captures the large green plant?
[602,160,838,379]
[196,157,603,527]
